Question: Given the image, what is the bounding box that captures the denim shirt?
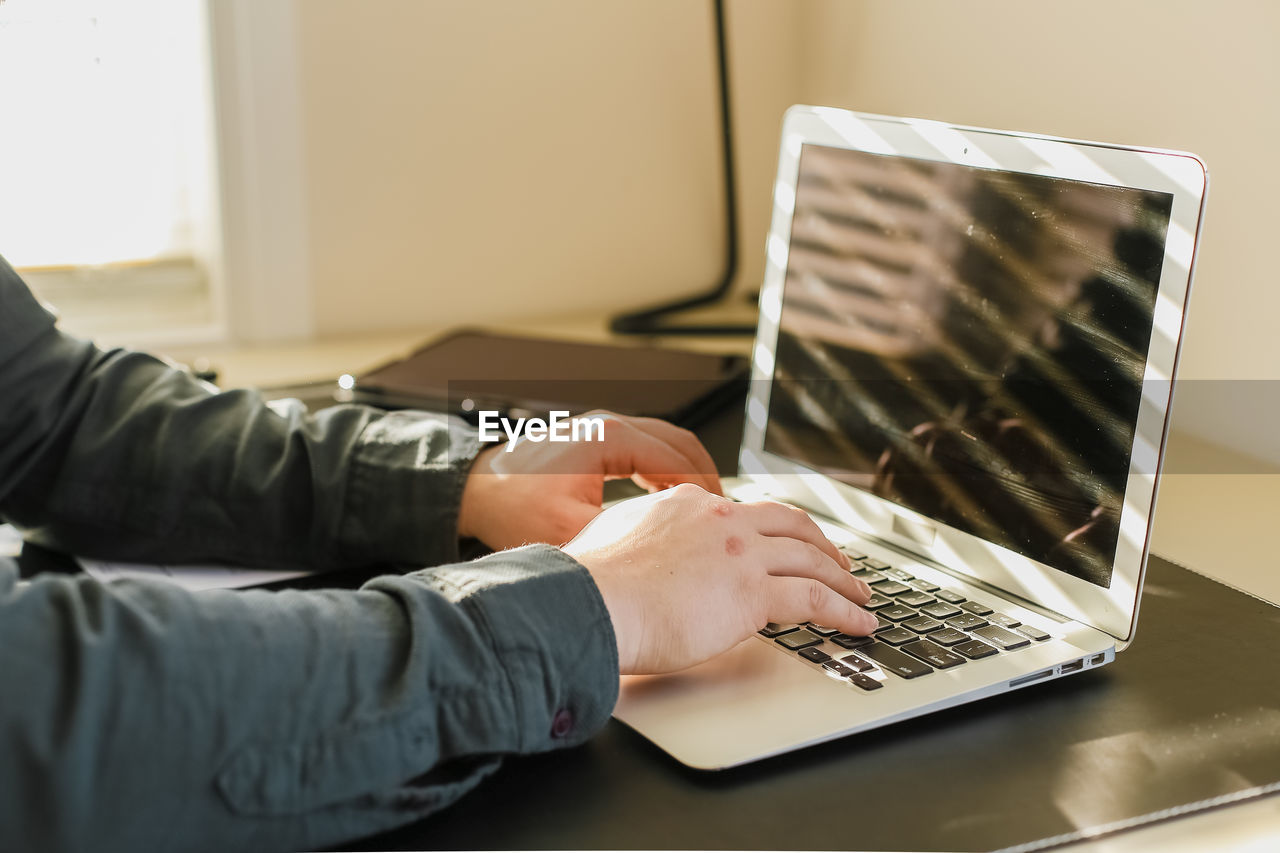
[0,257,619,852]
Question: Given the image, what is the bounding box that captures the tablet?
[344,329,749,428]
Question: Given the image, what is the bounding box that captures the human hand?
[562,484,877,675]
[457,411,722,551]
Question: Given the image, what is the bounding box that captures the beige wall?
[795,0,1280,463]
[277,0,1275,462]
[293,0,799,336]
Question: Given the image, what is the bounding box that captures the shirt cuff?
[338,411,480,568]
[403,543,620,754]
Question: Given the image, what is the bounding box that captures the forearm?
[0,259,477,569]
[0,544,618,852]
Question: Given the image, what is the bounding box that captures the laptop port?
[1060,659,1084,674]
[1010,669,1054,687]
[1089,654,1106,666]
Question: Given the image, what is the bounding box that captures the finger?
[747,500,850,570]
[612,416,720,495]
[757,537,870,603]
[594,416,721,495]
[618,415,723,496]
[764,576,879,636]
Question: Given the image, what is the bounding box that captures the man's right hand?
[562,484,877,675]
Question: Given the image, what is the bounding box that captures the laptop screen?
[763,143,1174,589]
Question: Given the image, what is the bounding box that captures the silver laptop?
[613,106,1208,769]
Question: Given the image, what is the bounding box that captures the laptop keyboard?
[759,549,1051,691]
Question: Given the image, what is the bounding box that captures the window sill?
[20,258,226,349]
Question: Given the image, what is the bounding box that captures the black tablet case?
[348,329,750,429]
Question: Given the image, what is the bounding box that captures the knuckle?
[598,416,623,438]
[805,541,827,570]
[698,492,732,516]
[793,506,819,529]
[805,579,828,613]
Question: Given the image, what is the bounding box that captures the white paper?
[78,558,312,591]
[0,524,22,558]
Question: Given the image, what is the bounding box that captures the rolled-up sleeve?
[0,257,621,851]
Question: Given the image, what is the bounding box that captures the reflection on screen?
[763,144,1174,587]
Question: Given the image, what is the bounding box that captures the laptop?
[612,106,1208,769]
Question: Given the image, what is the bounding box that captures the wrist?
[457,444,502,541]
[563,547,639,674]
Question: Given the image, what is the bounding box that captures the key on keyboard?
[823,659,856,677]
[849,672,883,691]
[1015,624,1051,642]
[903,615,944,634]
[875,627,917,646]
[799,647,831,663]
[839,653,875,672]
[831,633,874,649]
[879,605,918,622]
[954,639,998,659]
[928,628,970,646]
[896,591,936,608]
[775,630,823,650]
[971,624,1030,650]
[902,639,966,669]
[860,642,934,678]
[920,602,962,620]
[946,613,989,631]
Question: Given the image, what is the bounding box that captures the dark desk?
[345,402,1280,852]
[342,554,1279,851]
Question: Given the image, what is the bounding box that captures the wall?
[215,0,1276,463]
[290,0,801,336]
[794,0,1280,464]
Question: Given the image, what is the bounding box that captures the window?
[0,0,220,339]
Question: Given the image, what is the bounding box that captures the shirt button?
[550,708,574,739]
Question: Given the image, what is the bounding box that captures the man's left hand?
[457,411,722,550]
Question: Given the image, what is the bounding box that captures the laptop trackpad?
[614,637,866,769]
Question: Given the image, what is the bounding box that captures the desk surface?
[345,559,1280,852]
[328,398,1280,852]
[173,320,1279,851]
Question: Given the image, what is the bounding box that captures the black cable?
[608,0,755,336]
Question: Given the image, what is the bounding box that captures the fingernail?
[860,609,879,633]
